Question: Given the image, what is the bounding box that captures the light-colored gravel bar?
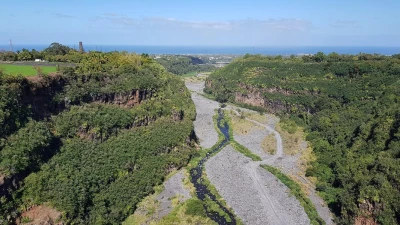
[186,81,220,149]
[155,170,191,218]
[205,145,310,225]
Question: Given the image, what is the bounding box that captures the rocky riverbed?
[205,145,310,225]
[186,79,334,225]
[186,81,220,149]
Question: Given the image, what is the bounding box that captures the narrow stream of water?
[190,109,236,225]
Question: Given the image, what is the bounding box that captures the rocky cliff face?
[90,89,149,108]
[207,79,303,113]
[22,75,152,119]
[234,90,291,114]
[234,84,293,114]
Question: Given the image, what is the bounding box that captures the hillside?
[0,55,196,224]
[155,55,215,76]
[205,54,400,225]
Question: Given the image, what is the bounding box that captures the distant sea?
[1,45,400,55]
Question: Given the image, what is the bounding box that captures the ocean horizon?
[1,45,400,55]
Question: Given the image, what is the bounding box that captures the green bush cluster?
[156,56,215,76]
[185,199,207,217]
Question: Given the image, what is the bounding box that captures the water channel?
[190,108,236,225]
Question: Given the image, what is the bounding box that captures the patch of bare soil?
[25,73,61,85]
[19,205,62,225]
[355,216,377,225]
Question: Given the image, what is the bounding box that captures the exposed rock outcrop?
[354,201,380,225]
[234,88,292,114]
[20,75,152,119]
[89,89,152,108]
[233,83,315,114]
[18,205,62,225]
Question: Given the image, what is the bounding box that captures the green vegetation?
[0,120,55,177]
[206,53,400,224]
[0,50,196,224]
[0,64,57,76]
[151,198,216,225]
[23,118,194,224]
[156,55,215,76]
[261,165,325,225]
[181,71,198,77]
[231,140,262,161]
[185,198,207,217]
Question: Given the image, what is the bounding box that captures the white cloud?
[95,14,312,32]
[88,14,314,46]
[51,13,76,19]
[330,20,360,28]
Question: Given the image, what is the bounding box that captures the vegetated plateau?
[0,43,197,224]
[205,53,400,225]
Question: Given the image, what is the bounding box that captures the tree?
[327,52,340,62]
[43,42,72,56]
[17,48,32,61]
[314,52,326,63]
[30,49,42,59]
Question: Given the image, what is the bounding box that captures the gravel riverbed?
[205,145,310,225]
[186,79,334,225]
[186,81,220,149]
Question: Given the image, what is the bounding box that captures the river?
[189,109,236,225]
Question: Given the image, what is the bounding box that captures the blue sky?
[1,0,399,46]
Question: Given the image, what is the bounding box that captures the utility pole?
[9,39,13,52]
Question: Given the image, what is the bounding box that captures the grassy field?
[181,71,198,77]
[0,64,57,76]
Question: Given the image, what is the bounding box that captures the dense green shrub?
[185,199,207,217]
[156,56,214,75]
[23,118,195,224]
[0,121,54,176]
